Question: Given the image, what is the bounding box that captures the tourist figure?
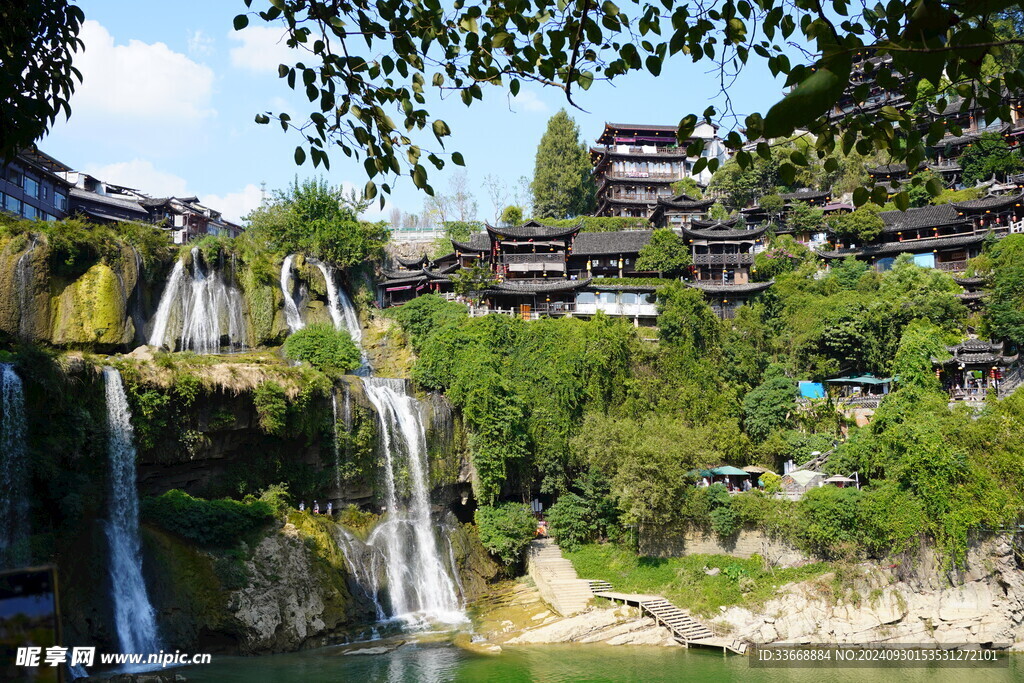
[326,501,333,516]
[313,500,320,514]
[299,501,305,512]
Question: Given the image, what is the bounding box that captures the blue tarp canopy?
[824,375,893,385]
[799,381,826,399]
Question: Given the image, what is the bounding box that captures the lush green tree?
[442,220,482,242]
[742,365,797,442]
[545,493,596,551]
[752,236,812,281]
[890,319,948,392]
[827,256,871,290]
[960,132,1024,186]
[670,177,703,198]
[656,283,720,354]
[500,205,523,226]
[475,502,537,565]
[282,323,362,374]
[635,228,691,277]
[530,109,595,218]
[985,234,1024,345]
[758,193,785,224]
[785,201,824,234]
[449,260,496,302]
[826,205,885,244]
[0,2,84,160]
[246,177,389,268]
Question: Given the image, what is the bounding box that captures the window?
[621,293,639,305]
[54,192,67,211]
[599,292,617,305]
[24,177,39,198]
[4,194,21,214]
[576,292,596,305]
[23,204,37,219]
[7,170,22,187]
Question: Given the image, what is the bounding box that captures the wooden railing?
[693,253,755,266]
[935,260,968,272]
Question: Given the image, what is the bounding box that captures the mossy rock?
[51,261,134,346]
[0,235,52,340]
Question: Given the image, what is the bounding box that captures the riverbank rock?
[504,606,679,647]
[718,535,1024,648]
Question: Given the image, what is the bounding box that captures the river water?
[175,641,1020,682]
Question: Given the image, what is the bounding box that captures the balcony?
[935,260,968,272]
[602,171,681,181]
[604,192,671,202]
[693,253,755,266]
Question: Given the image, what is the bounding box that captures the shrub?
[709,505,740,537]
[253,381,288,436]
[759,472,782,493]
[283,323,361,374]
[546,493,596,551]
[142,489,275,547]
[475,502,537,565]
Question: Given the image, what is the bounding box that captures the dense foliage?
[393,231,1024,563]
[141,489,275,547]
[959,132,1024,186]
[635,228,691,277]
[283,323,362,374]
[245,177,389,269]
[474,502,537,565]
[530,110,595,219]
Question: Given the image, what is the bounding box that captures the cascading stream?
[15,237,38,339]
[103,367,160,658]
[309,257,370,373]
[362,378,462,623]
[0,363,29,568]
[280,254,304,334]
[148,249,247,353]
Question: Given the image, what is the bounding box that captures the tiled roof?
[950,191,1024,212]
[573,230,653,256]
[486,220,582,240]
[878,204,968,232]
[817,232,989,259]
[451,234,490,252]
[682,222,767,240]
[485,278,593,295]
[395,254,428,267]
[779,189,831,202]
[689,280,774,294]
[655,194,715,210]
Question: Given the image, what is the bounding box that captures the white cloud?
[510,88,549,113]
[202,184,264,223]
[187,29,214,57]
[229,26,296,74]
[74,20,214,121]
[84,159,189,197]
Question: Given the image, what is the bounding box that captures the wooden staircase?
[592,588,748,655]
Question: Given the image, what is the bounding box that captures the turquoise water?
[175,641,1021,682]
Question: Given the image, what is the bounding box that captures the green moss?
[51,262,131,345]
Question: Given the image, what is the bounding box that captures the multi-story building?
[0,148,72,222]
[590,122,728,218]
[818,190,1024,273]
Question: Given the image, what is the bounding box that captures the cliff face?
[718,535,1024,648]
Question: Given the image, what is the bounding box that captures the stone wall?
[640,525,811,568]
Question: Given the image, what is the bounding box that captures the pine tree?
[530,109,595,219]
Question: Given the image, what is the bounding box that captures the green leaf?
[452,152,465,166]
[432,119,451,139]
[233,14,249,31]
[294,146,306,165]
[892,191,909,211]
[763,54,852,139]
[852,187,868,207]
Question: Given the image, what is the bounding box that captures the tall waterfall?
[308,256,369,372]
[280,254,304,334]
[362,378,462,622]
[103,367,160,656]
[15,237,38,339]
[148,248,247,353]
[0,364,29,568]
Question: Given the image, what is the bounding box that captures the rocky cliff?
[718,535,1024,648]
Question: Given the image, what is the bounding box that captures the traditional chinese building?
[590,122,727,218]
[934,339,1022,401]
[682,218,773,318]
[649,193,716,229]
[817,194,1024,273]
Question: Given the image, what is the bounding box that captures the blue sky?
[42,1,790,223]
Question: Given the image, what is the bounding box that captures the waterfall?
[362,377,462,623]
[15,237,38,339]
[148,248,248,353]
[102,367,160,656]
[335,528,385,620]
[309,257,370,373]
[0,364,29,568]
[280,254,304,334]
[330,389,342,498]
